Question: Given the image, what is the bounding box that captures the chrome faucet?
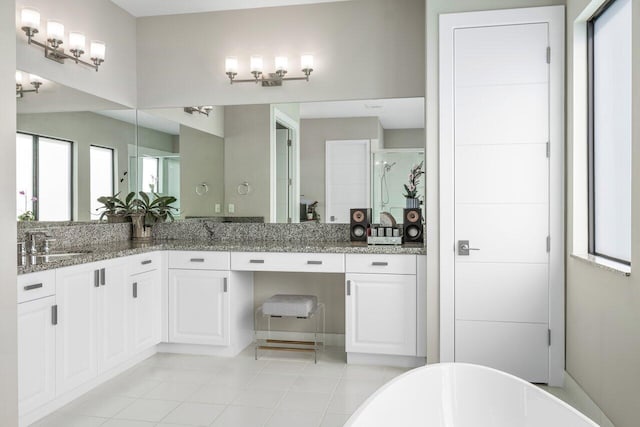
[27,231,53,254]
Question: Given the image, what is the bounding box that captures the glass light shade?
[69,32,86,51]
[250,55,263,73]
[15,71,23,85]
[30,74,43,84]
[90,40,106,60]
[21,8,40,30]
[47,20,64,41]
[301,54,314,69]
[275,56,288,72]
[225,56,238,73]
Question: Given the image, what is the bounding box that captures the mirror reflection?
[15,71,424,225]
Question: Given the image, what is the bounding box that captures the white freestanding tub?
[345,363,598,427]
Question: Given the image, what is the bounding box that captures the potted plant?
[129,192,178,241]
[403,161,424,209]
[96,192,137,223]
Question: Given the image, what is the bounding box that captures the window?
[141,156,159,193]
[16,133,73,221]
[587,0,632,265]
[90,146,115,218]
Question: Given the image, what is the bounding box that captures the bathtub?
[345,363,598,427]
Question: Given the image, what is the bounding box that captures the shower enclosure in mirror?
[372,149,425,224]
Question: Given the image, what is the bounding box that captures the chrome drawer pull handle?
[24,283,43,291]
[133,282,138,298]
[372,261,389,266]
[141,260,152,265]
[51,305,58,325]
[346,280,352,296]
[94,270,100,287]
[223,277,228,293]
[307,260,323,265]
[190,258,205,262]
[250,259,265,264]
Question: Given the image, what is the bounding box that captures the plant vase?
[130,213,153,241]
[406,198,420,209]
[106,212,130,223]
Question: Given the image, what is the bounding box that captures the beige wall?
[179,125,224,217]
[16,0,137,107]
[224,105,271,220]
[425,0,565,365]
[136,0,425,107]
[383,129,425,149]
[299,117,381,221]
[565,1,640,426]
[17,112,135,221]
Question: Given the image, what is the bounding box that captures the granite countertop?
[18,239,426,275]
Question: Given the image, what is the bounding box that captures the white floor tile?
[210,405,273,427]
[160,402,225,426]
[265,409,324,427]
[187,383,243,405]
[143,382,201,401]
[262,360,310,375]
[207,370,258,388]
[326,392,370,415]
[342,365,387,381]
[278,391,332,413]
[290,375,341,393]
[62,394,136,418]
[232,388,285,408]
[113,398,181,422]
[320,412,351,427]
[333,378,385,396]
[101,419,156,427]
[30,413,107,427]
[246,372,298,390]
[302,363,346,378]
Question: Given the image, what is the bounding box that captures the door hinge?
[546,142,550,158]
[546,236,550,252]
[546,46,551,64]
[287,139,292,147]
[548,329,551,346]
[288,178,292,186]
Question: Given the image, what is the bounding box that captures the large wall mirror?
[16,70,424,225]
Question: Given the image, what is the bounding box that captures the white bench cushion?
[262,294,318,317]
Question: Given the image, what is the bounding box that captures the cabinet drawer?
[231,252,345,273]
[128,252,161,276]
[17,270,56,303]
[345,254,416,275]
[168,251,230,270]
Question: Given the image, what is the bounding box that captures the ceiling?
[110,0,351,17]
[299,97,425,129]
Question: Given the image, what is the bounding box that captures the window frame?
[586,0,632,266]
[17,131,74,221]
[89,144,116,198]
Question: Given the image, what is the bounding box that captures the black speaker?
[350,208,371,242]
[403,208,423,243]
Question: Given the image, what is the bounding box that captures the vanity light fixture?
[16,71,43,98]
[225,54,314,87]
[20,7,106,72]
[184,106,214,117]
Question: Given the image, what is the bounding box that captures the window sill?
[571,253,631,276]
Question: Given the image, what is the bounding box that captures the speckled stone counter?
[18,239,426,275]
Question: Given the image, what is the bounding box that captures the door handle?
[51,305,58,325]
[23,283,43,291]
[141,260,152,265]
[132,282,138,298]
[371,261,388,266]
[100,268,106,286]
[346,280,351,296]
[223,277,228,293]
[94,270,100,287]
[307,260,323,265]
[458,240,480,256]
[249,259,265,264]
[190,258,205,263]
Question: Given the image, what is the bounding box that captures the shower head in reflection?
[383,161,396,172]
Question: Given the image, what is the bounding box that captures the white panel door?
[130,269,162,354]
[345,273,416,356]
[18,296,56,416]
[453,23,550,383]
[169,269,230,346]
[97,262,130,373]
[325,140,370,223]
[55,265,99,395]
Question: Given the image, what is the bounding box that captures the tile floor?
[31,346,411,427]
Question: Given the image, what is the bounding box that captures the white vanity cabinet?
[345,254,420,357]
[17,271,56,416]
[128,253,162,355]
[54,258,129,395]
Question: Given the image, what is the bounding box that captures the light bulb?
[21,8,40,31]
[47,20,64,42]
[69,32,86,53]
[275,56,288,73]
[250,55,263,73]
[301,54,314,70]
[15,71,23,85]
[225,56,238,73]
[90,40,106,60]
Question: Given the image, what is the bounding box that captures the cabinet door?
[97,262,130,373]
[55,265,99,395]
[130,269,161,354]
[168,269,229,346]
[18,296,56,415]
[345,273,417,356]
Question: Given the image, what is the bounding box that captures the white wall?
[565,1,640,426]
[143,107,224,138]
[0,0,18,424]
[135,0,425,107]
[425,0,564,365]
[15,0,137,107]
[384,128,425,149]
